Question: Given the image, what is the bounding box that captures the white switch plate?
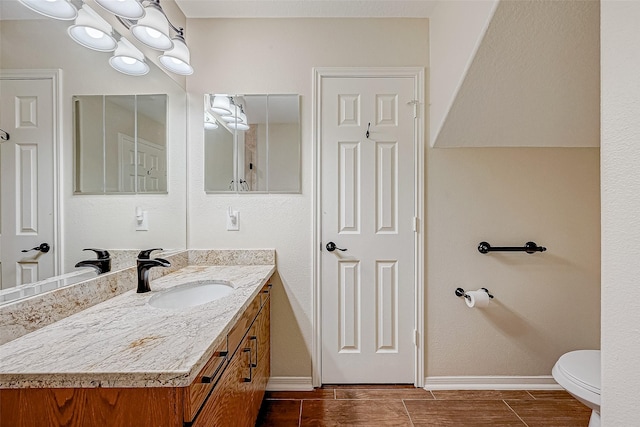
[227,210,239,231]
[136,211,149,231]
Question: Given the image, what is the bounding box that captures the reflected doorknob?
[326,242,347,252]
[21,243,50,253]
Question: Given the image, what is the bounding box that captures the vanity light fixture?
[204,112,218,130]
[158,30,193,75]
[68,4,118,52]
[109,37,150,76]
[94,0,145,20]
[130,0,173,50]
[18,0,77,20]
[17,0,193,77]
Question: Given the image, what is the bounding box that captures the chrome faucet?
[136,248,171,293]
[74,249,111,274]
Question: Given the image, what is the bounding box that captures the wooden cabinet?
[0,283,271,427]
[190,284,271,427]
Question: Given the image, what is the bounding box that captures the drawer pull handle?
[250,336,258,368]
[201,351,228,384]
[243,347,253,382]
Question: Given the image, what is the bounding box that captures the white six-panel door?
[320,76,416,383]
[0,77,55,288]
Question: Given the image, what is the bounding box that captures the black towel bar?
[478,241,546,254]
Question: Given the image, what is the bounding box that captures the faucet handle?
[82,248,111,259]
[138,248,163,259]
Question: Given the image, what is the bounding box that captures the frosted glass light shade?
[68,5,117,52]
[95,0,145,20]
[159,36,193,75]
[18,0,77,20]
[130,4,173,50]
[109,38,149,76]
[227,120,250,131]
[221,113,240,123]
[210,95,232,116]
[204,113,218,130]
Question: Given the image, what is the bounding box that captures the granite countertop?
[0,264,275,389]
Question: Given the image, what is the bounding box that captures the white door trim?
[0,69,63,278]
[312,67,425,387]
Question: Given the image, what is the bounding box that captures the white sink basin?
[148,280,234,309]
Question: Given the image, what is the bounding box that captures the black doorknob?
[326,242,347,252]
[21,243,50,254]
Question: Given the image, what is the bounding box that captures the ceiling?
[174,0,439,18]
[0,0,439,20]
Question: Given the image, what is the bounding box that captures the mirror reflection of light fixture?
[130,0,173,50]
[158,31,193,75]
[204,112,218,130]
[68,4,117,52]
[227,105,249,131]
[221,99,246,123]
[227,120,250,131]
[210,95,232,116]
[94,0,145,20]
[18,0,77,20]
[109,38,150,76]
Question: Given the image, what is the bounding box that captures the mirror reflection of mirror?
[204,94,300,193]
[73,94,168,194]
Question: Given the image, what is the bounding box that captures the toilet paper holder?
[455,287,494,300]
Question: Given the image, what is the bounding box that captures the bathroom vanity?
[0,253,275,427]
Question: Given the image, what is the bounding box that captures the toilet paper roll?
[465,290,491,308]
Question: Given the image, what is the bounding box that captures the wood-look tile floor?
[256,386,591,426]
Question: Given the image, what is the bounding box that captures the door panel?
[321,76,415,384]
[0,78,55,288]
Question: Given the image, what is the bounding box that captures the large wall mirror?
[0,11,187,295]
[204,94,301,193]
[73,94,168,194]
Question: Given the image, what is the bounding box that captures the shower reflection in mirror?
[73,94,168,194]
[204,94,301,193]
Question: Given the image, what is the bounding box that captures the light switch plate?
[227,210,239,231]
[136,211,149,231]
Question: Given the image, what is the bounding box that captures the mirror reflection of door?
[118,134,166,192]
[73,94,167,194]
[0,77,56,289]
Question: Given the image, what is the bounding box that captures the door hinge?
[412,217,419,232]
[413,329,419,346]
[407,100,419,118]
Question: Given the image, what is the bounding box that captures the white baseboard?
[266,376,314,391]
[424,376,562,390]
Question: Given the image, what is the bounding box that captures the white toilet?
[552,350,601,427]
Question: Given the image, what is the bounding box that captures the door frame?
[312,67,425,387]
[0,69,63,279]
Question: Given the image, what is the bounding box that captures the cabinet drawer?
[227,284,269,358]
[183,341,228,423]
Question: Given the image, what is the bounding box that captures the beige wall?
[601,2,640,424]
[187,18,600,380]
[427,148,600,377]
